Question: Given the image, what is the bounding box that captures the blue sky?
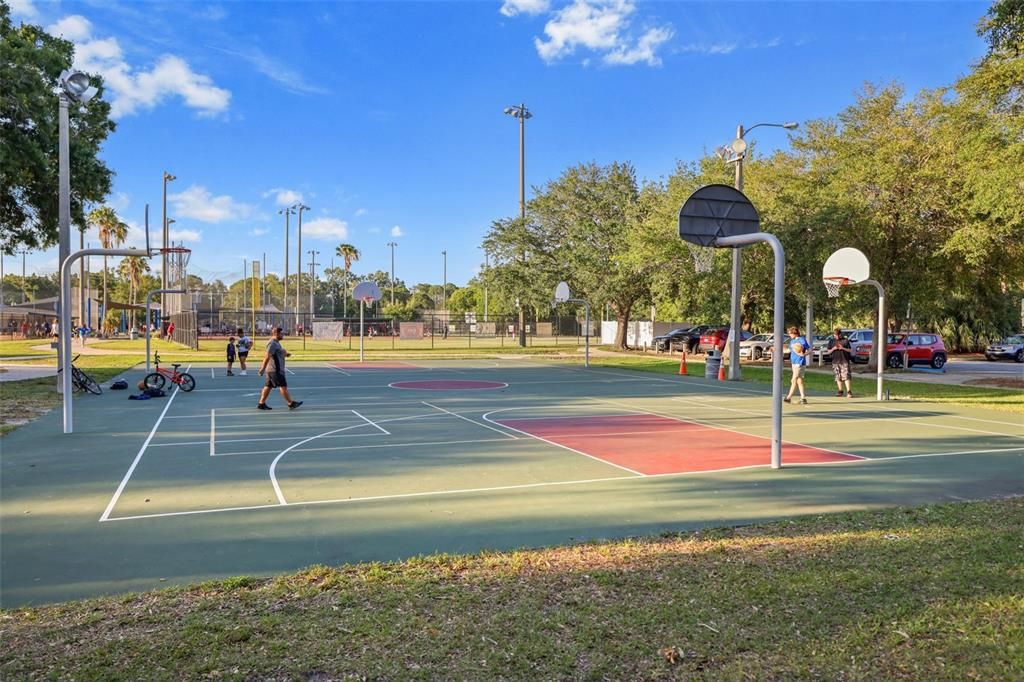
[10,0,989,288]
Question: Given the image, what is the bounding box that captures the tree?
[978,0,1024,56]
[0,3,116,253]
[334,243,361,316]
[88,206,128,331]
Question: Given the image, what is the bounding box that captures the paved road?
[945,358,1024,378]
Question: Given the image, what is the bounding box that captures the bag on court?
[128,393,150,400]
[110,379,128,390]
[144,387,167,398]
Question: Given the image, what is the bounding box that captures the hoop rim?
[158,246,192,254]
[823,276,852,286]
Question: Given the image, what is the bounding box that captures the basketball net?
[823,276,850,299]
[691,245,715,274]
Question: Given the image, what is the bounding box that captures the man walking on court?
[783,326,810,405]
[825,327,854,397]
[257,326,302,411]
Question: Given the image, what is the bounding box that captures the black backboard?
[678,184,760,247]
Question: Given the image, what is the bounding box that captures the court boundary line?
[98,364,191,522]
[209,409,215,456]
[324,361,351,376]
[352,409,390,435]
[422,401,519,439]
[214,436,515,458]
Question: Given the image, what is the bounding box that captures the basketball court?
[2,358,1022,607]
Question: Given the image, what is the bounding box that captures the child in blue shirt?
[784,326,810,404]
[226,336,236,376]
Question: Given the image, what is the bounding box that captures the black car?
[653,327,694,353]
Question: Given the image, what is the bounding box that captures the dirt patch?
[964,377,1024,390]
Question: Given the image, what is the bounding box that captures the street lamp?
[308,249,319,320]
[718,121,798,381]
[441,250,447,313]
[278,206,295,321]
[294,203,310,327]
[481,246,490,322]
[161,171,176,290]
[387,241,397,306]
[504,102,532,347]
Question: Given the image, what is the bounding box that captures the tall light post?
[441,250,447,312]
[481,247,490,322]
[57,70,97,389]
[278,206,295,321]
[161,171,176,290]
[387,241,397,306]
[308,249,319,317]
[294,204,310,326]
[20,250,28,303]
[504,102,532,347]
[717,121,798,381]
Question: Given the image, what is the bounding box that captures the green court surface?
[2,359,1022,607]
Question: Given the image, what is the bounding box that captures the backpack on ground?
[110,379,129,390]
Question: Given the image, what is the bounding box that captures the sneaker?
[783,397,792,404]
[227,370,234,376]
[847,392,854,398]
[800,398,808,405]
[257,403,272,410]
[836,390,843,397]
[240,370,248,376]
[288,401,303,410]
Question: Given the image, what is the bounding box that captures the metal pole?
[442,250,447,312]
[359,299,365,362]
[21,250,27,303]
[280,208,292,322]
[584,301,590,368]
[717,232,785,468]
[242,258,247,332]
[518,106,527,348]
[61,247,149,433]
[262,252,267,309]
[295,206,305,328]
[387,241,397,305]
[728,124,744,381]
[483,250,489,322]
[308,250,318,317]
[58,94,72,388]
[161,172,174,291]
[863,279,886,401]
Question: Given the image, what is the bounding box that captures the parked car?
[854,333,948,369]
[739,333,773,360]
[985,335,1024,363]
[846,329,876,363]
[653,327,694,353]
[674,324,717,353]
[698,327,753,353]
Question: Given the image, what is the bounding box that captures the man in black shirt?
[825,328,853,398]
[257,326,303,410]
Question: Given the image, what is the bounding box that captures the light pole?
[20,250,28,303]
[294,204,310,327]
[387,241,397,306]
[482,247,490,322]
[308,249,319,318]
[278,206,294,322]
[441,250,447,313]
[717,121,798,381]
[161,171,176,290]
[504,102,532,347]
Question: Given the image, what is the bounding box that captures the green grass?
[586,354,1024,413]
[2,498,1021,679]
[0,338,54,358]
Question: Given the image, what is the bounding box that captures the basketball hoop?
[691,244,716,274]
[823,276,850,299]
[160,246,192,270]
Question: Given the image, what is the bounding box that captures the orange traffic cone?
[718,363,726,381]
[678,351,687,376]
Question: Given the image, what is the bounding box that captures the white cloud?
[390,225,404,237]
[108,191,131,212]
[168,228,202,243]
[46,15,93,42]
[354,208,369,217]
[500,0,550,17]
[8,0,38,20]
[207,45,329,95]
[679,42,737,55]
[302,218,349,240]
[47,16,231,118]
[530,0,672,67]
[249,227,269,236]
[604,26,673,66]
[169,184,253,223]
[263,188,304,207]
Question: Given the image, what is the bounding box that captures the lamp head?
[60,69,98,103]
[504,107,515,115]
[783,122,799,130]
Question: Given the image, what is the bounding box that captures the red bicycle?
[144,352,196,392]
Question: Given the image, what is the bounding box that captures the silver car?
[739,333,773,360]
[985,335,1024,363]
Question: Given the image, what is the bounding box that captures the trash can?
[704,350,722,380]
[129,330,138,340]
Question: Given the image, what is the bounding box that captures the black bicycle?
[59,354,102,395]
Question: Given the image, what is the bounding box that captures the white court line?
[286,368,295,375]
[325,362,351,376]
[211,368,215,379]
[352,409,390,435]
[99,364,191,522]
[869,402,1024,431]
[482,407,646,476]
[269,419,374,504]
[214,436,514,458]
[422,401,519,439]
[590,398,866,461]
[496,413,640,423]
[209,409,216,456]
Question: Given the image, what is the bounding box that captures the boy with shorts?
[783,326,810,405]
[226,336,236,376]
[825,328,853,397]
[236,328,252,376]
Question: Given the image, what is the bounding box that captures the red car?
[854,332,947,369]
[698,327,753,353]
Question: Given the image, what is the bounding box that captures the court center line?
[422,401,519,439]
[481,407,646,475]
[351,409,390,435]
[99,364,190,522]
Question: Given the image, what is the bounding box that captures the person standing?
[257,326,302,411]
[236,328,253,376]
[825,328,854,397]
[783,326,810,405]
[226,336,237,376]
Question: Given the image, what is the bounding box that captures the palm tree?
[88,207,129,334]
[335,243,361,317]
[118,256,150,327]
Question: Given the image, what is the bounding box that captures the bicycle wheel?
[178,373,196,392]
[73,367,102,395]
[143,372,166,390]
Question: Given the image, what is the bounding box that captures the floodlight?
[730,138,748,155]
[782,122,799,130]
[504,107,515,115]
[59,69,98,103]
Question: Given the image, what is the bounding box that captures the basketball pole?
[717,232,785,469]
[863,279,886,401]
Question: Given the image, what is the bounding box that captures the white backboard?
[352,281,382,302]
[823,247,870,284]
[554,281,571,303]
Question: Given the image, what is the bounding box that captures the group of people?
[225,327,302,411]
[784,327,854,404]
[4,319,53,338]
